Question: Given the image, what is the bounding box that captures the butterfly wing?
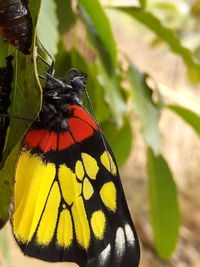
[12,104,140,267]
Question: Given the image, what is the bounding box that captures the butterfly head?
[36,68,87,131]
[67,68,87,92]
[43,68,87,100]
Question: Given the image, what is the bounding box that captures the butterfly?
[11,65,140,266]
[0,55,13,161]
[0,0,32,54]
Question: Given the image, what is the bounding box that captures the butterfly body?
[12,70,140,266]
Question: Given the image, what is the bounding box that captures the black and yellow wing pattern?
[12,70,140,267]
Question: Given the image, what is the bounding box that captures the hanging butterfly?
[0,0,32,54]
[0,55,13,161]
[11,65,140,266]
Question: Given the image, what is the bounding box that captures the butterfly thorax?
[34,71,86,131]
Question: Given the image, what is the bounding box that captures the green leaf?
[168,105,200,136]
[28,0,42,29]
[147,147,180,259]
[96,60,127,127]
[0,144,20,228]
[86,81,110,124]
[0,0,42,229]
[151,2,179,13]
[79,0,117,76]
[55,44,90,76]
[139,0,146,9]
[37,0,59,57]
[101,119,133,167]
[0,37,9,65]
[127,63,161,155]
[86,69,111,124]
[56,0,76,35]
[54,41,73,76]
[78,0,126,125]
[5,58,41,156]
[112,7,200,83]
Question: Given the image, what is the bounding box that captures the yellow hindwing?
[13,149,118,252]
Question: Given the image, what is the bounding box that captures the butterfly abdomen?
[0,0,32,54]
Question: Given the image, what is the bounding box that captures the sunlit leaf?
[86,67,111,123]
[127,63,161,155]
[0,144,20,229]
[147,147,180,258]
[78,0,126,126]
[113,7,200,83]
[37,0,59,57]
[139,0,146,9]
[79,0,118,76]
[151,2,179,13]
[56,0,76,35]
[168,105,200,136]
[96,60,127,127]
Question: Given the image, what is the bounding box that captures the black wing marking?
[13,105,140,267]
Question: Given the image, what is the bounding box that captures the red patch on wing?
[58,132,74,150]
[69,105,98,130]
[23,129,55,152]
[23,105,98,153]
[69,117,94,142]
[24,130,75,152]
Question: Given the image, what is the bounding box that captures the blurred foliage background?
[0,0,200,266]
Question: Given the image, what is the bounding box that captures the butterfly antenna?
[45,71,72,88]
[36,57,61,87]
[37,56,47,73]
[37,54,52,68]
[36,37,55,75]
[37,59,72,88]
[84,88,115,173]
[37,57,50,82]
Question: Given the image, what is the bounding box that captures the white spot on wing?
[99,243,111,263]
[115,227,125,258]
[125,224,135,246]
